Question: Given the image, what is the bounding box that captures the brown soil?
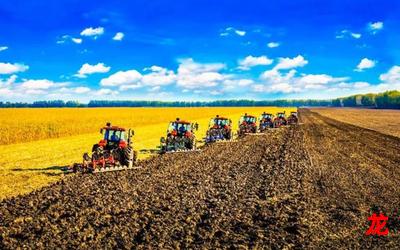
[0,109,399,249]
[312,107,400,138]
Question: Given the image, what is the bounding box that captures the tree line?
[0,90,399,109]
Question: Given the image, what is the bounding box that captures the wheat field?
[0,107,296,200]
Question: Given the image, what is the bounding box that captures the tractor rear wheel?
[122,147,136,167]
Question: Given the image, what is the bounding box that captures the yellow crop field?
[0,107,296,200]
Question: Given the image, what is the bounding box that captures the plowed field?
[1,109,399,248]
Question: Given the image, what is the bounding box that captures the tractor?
[160,118,198,153]
[287,111,299,125]
[67,123,137,173]
[273,112,288,127]
[259,112,274,132]
[238,113,257,136]
[205,115,232,143]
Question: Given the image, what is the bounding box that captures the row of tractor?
[65,111,298,173]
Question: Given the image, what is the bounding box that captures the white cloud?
[21,79,58,90]
[0,75,17,87]
[100,70,142,86]
[113,32,124,41]
[258,66,351,94]
[355,58,376,72]
[0,62,29,74]
[336,30,362,39]
[80,27,104,37]
[142,66,176,86]
[274,55,308,70]
[351,33,361,39]
[298,74,348,85]
[74,87,91,94]
[0,46,8,52]
[368,21,383,33]
[76,63,110,78]
[353,82,370,89]
[235,30,246,36]
[379,66,400,83]
[71,38,82,44]
[176,58,227,89]
[267,42,280,48]
[238,55,273,70]
[95,88,118,96]
[222,27,246,37]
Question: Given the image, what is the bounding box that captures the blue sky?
[0,0,399,102]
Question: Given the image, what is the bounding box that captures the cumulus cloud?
[368,21,383,34]
[142,66,176,86]
[113,32,124,41]
[0,75,17,87]
[257,65,350,94]
[221,27,246,37]
[74,87,91,94]
[238,55,273,70]
[99,59,237,93]
[95,88,118,96]
[0,46,8,52]
[76,63,111,78]
[355,58,376,72]
[0,62,29,74]
[57,35,83,44]
[71,38,82,44]
[176,58,227,89]
[379,66,400,83]
[274,55,308,70]
[100,70,142,87]
[267,42,280,48]
[21,79,57,89]
[336,30,362,39]
[80,27,104,37]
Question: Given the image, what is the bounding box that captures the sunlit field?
[0,107,295,199]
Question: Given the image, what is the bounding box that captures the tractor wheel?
[122,147,135,167]
[91,144,99,153]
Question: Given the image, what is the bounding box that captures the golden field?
[0,107,296,200]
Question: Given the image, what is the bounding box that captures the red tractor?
[67,123,137,173]
[287,111,299,125]
[160,118,198,153]
[259,112,274,132]
[273,112,288,128]
[238,113,257,136]
[205,115,232,143]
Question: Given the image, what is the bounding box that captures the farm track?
[1,109,400,248]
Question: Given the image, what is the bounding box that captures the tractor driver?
[178,124,186,135]
[110,131,119,141]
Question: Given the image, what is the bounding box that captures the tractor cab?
[276,112,286,119]
[167,118,198,137]
[209,115,231,129]
[260,112,273,121]
[239,114,257,125]
[98,122,134,150]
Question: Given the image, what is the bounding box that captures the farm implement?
[159,118,200,153]
[287,111,299,125]
[205,115,233,143]
[273,112,288,128]
[64,123,138,173]
[237,113,258,137]
[259,112,274,132]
